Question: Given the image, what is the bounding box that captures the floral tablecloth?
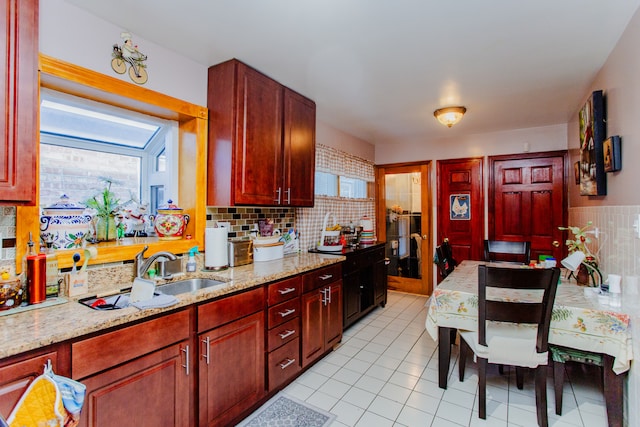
[425,260,633,374]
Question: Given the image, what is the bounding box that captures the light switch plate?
[633,214,640,239]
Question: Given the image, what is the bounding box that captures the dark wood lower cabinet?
[342,243,388,329]
[0,346,68,419]
[301,269,343,368]
[78,341,190,427]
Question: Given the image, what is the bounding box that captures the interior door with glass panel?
[375,163,432,295]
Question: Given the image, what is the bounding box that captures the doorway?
[375,162,432,295]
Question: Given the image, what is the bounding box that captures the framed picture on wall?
[603,135,621,172]
[578,90,606,195]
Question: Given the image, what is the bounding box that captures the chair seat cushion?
[460,322,548,368]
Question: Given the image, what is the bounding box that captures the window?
[39,89,178,215]
[314,171,370,199]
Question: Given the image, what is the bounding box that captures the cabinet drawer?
[267,276,301,305]
[302,264,342,293]
[198,287,265,333]
[268,337,301,390]
[267,317,300,352]
[72,309,190,380]
[267,298,300,329]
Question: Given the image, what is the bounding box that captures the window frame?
[16,54,208,271]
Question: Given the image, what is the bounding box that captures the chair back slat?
[483,240,531,264]
[485,301,544,324]
[477,264,560,351]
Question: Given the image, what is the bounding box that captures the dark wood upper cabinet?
[0,0,38,204]
[207,59,315,207]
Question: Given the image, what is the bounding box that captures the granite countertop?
[0,252,344,360]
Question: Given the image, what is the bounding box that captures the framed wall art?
[578,90,606,195]
[449,194,470,220]
[603,135,621,172]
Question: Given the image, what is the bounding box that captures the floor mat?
[236,392,335,427]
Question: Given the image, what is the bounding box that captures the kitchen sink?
[156,278,226,296]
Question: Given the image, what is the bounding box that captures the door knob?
[552,240,560,248]
[422,235,427,240]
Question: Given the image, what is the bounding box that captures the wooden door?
[489,151,568,262]
[301,289,324,367]
[437,158,484,266]
[375,162,432,295]
[79,342,190,427]
[0,0,38,204]
[199,311,265,427]
[234,62,283,205]
[283,88,315,207]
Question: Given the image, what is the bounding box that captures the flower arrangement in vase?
[558,221,602,286]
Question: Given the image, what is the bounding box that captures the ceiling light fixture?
[434,106,467,128]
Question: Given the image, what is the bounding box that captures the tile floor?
[281,291,610,427]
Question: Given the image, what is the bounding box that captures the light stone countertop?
[0,252,344,360]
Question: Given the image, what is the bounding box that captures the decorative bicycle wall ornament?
[111,32,148,84]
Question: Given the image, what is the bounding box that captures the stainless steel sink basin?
[156,278,226,296]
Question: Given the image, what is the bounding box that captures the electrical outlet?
[216,221,231,229]
[634,214,640,239]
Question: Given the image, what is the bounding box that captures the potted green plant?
[84,177,131,242]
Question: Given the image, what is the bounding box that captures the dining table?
[425,260,633,427]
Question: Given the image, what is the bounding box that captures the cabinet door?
[0,350,61,418]
[283,88,315,207]
[325,282,343,349]
[373,258,388,307]
[0,0,38,203]
[234,63,284,205]
[343,270,361,329]
[199,311,265,426]
[78,341,190,427]
[301,289,325,368]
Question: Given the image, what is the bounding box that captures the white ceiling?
[65,0,640,145]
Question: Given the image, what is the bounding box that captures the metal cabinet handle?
[326,286,332,304]
[319,274,333,281]
[278,329,296,340]
[278,287,296,295]
[320,288,327,305]
[182,345,190,376]
[279,358,296,370]
[285,188,291,204]
[274,187,282,204]
[201,337,210,365]
[279,308,296,317]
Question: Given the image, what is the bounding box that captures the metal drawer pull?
[279,308,296,317]
[182,345,190,376]
[279,358,296,369]
[319,274,333,280]
[279,329,296,340]
[278,287,296,295]
[201,337,210,365]
[326,286,332,304]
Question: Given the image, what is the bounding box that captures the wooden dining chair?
[458,264,561,427]
[483,239,531,264]
[441,238,458,268]
[435,245,455,279]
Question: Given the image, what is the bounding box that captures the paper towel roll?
[205,227,228,269]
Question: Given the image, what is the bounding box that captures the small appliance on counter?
[253,241,284,262]
[228,239,253,266]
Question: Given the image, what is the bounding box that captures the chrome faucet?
[134,245,178,278]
